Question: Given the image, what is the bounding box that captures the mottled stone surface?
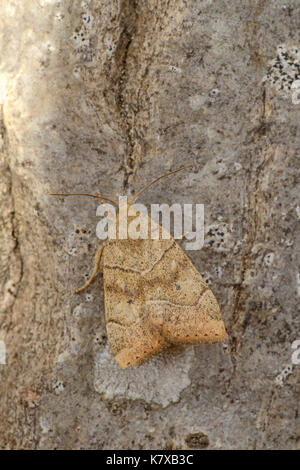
[0,0,299,449]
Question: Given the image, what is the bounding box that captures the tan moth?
[51,166,226,368]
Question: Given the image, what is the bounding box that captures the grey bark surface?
[0,0,299,449]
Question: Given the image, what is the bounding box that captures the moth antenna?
[49,192,119,207]
[130,164,194,204]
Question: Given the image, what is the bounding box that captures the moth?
[51,165,226,368]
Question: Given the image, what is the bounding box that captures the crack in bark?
[0,109,23,320]
[111,1,188,194]
[114,0,139,192]
[229,86,273,357]
[255,388,277,448]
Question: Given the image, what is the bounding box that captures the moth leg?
[74,245,104,294]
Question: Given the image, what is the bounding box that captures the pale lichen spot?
[168,65,182,73]
[263,44,300,104]
[264,252,274,266]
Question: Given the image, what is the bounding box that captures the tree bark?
[0,0,299,449]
